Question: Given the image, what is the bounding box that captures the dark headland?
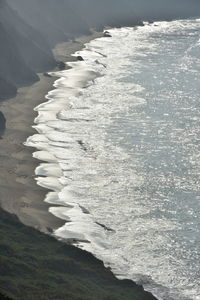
[0,0,200,299]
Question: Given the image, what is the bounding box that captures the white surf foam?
[25,19,200,300]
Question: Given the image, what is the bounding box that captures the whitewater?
[26,18,200,300]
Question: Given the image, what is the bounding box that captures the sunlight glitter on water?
[26,18,200,300]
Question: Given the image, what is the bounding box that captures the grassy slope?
[0,208,157,300]
[0,292,13,300]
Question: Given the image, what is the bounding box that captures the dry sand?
[0,32,102,233]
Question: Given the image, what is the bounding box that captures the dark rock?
[96,221,115,232]
[43,72,52,78]
[103,31,112,37]
[0,110,6,137]
[95,59,106,68]
[76,55,84,61]
[57,61,66,70]
[77,140,87,151]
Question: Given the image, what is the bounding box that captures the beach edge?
[0,32,102,233]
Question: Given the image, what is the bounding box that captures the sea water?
[26,18,200,300]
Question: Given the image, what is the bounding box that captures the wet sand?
[0,32,102,233]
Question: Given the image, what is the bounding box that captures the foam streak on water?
[26,18,200,300]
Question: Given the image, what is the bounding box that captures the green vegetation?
[0,292,13,300]
[0,208,157,300]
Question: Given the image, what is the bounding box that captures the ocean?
[26,18,200,300]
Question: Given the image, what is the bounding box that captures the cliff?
[0,0,56,100]
[0,20,38,98]
[0,208,157,300]
[0,1,200,299]
[7,0,91,46]
[0,0,200,100]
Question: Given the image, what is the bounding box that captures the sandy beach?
[0,32,102,234]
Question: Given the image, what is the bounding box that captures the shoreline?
[0,29,159,300]
[0,14,199,300]
[0,32,102,234]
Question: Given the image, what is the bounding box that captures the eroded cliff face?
[0,3,56,72]
[0,0,55,100]
[0,76,17,101]
[0,20,38,100]
[0,0,200,100]
[7,0,91,46]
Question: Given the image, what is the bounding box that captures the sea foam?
[25,19,200,300]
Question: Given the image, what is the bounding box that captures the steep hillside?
[0,0,56,100]
[9,0,200,34]
[0,2,56,72]
[0,292,13,300]
[0,21,38,100]
[7,0,91,46]
[0,208,157,300]
[1,0,199,100]
[0,77,17,101]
